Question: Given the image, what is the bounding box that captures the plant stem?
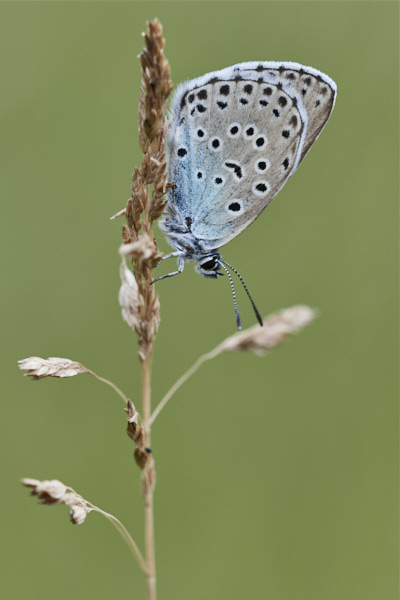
[86,369,129,404]
[142,351,156,600]
[92,506,147,573]
[142,352,153,431]
[150,346,223,426]
[144,487,156,600]
[64,485,147,573]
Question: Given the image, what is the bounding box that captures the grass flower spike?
[18,357,88,379]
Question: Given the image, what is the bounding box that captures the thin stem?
[65,487,146,573]
[144,488,156,600]
[142,353,152,435]
[86,369,129,404]
[142,351,156,600]
[150,345,224,426]
[94,507,147,573]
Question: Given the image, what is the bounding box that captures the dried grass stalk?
[120,20,173,600]
[150,306,316,425]
[122,18,174,362]
[21,478,146,570]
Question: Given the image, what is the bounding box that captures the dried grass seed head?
[118,259,141,331]
[139,19,173,152]
[69,504,88,525]
[218,306,316,356]
[119,233,161,264]
[21,478,67,502]
[125,399,145,445]
[18,357,88,379]
[21,478,90,524]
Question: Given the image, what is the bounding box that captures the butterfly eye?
[200,257,217,271]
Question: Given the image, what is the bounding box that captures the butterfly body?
[155,61,336,325]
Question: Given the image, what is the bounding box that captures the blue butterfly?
[153,61,337,328]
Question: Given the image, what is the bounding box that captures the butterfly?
[153,61,337,328]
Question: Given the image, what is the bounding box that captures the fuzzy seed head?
[18,357,88,379]
[22,478,90,525]
[21,478,67,504]
[218,306,316,356]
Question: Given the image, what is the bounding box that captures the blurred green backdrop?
[1,2,398,599]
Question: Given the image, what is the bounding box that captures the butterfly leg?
[154,251,185,268]
[151,255,185,284]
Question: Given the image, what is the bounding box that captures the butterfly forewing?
[238,62,336,161]
[167,61,336,250]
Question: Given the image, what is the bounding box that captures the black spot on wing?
[225,161,243,179]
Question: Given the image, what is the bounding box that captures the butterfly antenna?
[220,259,263,327]
[217,260,242,330]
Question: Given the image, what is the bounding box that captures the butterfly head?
[196,253,223,278]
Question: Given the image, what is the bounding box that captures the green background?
[1,2,398,599]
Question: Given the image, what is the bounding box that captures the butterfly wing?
[167,61,336,251]
[237,62,337,161]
